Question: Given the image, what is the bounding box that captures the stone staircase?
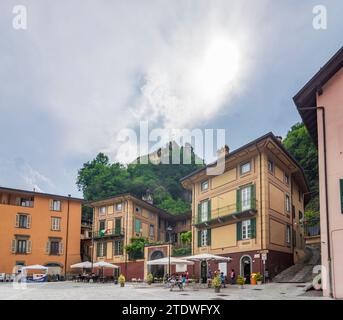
[273,245,321,283]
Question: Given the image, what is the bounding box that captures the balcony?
[92,228,125,239]
[303,217,320,245]
[193,200,257,228]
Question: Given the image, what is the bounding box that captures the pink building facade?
[294,47,343,299]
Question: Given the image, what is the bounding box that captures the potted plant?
[118,274,125,287]
[146,273,154,285]
[237,275,245,289]
[212,275,222,293]
[254,272,263,285]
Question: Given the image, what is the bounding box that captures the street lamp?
[166,226,173,276]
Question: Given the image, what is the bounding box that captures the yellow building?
[88,194,191,279]
[181,133,309,280]
[0,187,83,277]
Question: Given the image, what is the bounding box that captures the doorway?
[240,255,252,284]
[200,260,208,283]
[149,250,165,278]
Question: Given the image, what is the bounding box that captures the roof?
[293,47,343,144]
[180,132,310,199]
[0,186,84,202]
[87,193,191,221]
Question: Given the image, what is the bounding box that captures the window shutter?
[103,242,107,256]
[15,214,19,227]
[197,230,201,247]
[15,197,20,206]
[208,200,211,220]
[59,242,64,255]
[49,199,53,210]
[45,241,50,254]
[250,184,256,209]
[236,189,241,212]
[27,240,32,253]
[27,215,31,228]
[97,242,101,257]
[11,239,16,253]
[340,179,343,214]
[207,229,211,246]
[236,221,242,241]
[198,203,201,223]
[251,218,256,238]
[115,218,121,234]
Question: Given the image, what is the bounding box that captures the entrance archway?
[149,250,165,278]
[240,255,252,284]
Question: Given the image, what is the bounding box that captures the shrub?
[146,273,154,285]
[236,275,245,285]
[212,275,222,288]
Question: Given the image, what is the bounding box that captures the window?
[268,160,274,173]
[299,211,303,223]
[135,206,141,213]
[240,161,251,175]
[284,173,289,185]
[200,230,208,247]
[17,240,27,254]
[241,186,252,211]
[292,205,296,219]
[201,180,209,191]
[18,215,28,228]
[115,202,123,211]
[200,201,209,222]
[135,219,141,234]
[286,225,291,244]
[51,217,61,231]
[18,197,34,207]
[96,242,106,257]
[149,224,154,238]
[50,241,60,255]
[113,240,123,255]
[51,200,61,211]
[99,206,106,215]
[99,220,106,231]
[285,195,291,213]
[242,220,251,240]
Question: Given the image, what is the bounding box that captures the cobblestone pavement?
[0,282,328,300]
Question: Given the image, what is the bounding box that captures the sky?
[0,0,342,197]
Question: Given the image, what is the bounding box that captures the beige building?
[181,133,309,280]
[294,46,343,298]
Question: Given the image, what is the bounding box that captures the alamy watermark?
[12,5,27,30]
[313,5,327,30]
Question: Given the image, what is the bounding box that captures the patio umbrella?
[21,264,48,270]
[147,257,194,265]
[183,253,231,262]
[93,261,119,268]
[70,261,93,269]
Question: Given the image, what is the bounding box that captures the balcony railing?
[92,228,125,239]
[303,217,320,237]
[194,200,257,228]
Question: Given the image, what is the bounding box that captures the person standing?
[230,269,236,285]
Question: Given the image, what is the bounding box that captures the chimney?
[275,136,283,143]
[217,145,230,158]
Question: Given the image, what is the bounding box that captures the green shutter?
[197,230,201,247]
[207,229,211,246]
[208,200,211,220]
[251,218,256,238]
[236,189,241,212]
[115,218,121,234]
[135,219,141,233]
[104,242,107,256]
[251,184,256,209]
[237,221,242,241]
[96,242,101,257]
[340,179,343,214]
[198,203,202,223]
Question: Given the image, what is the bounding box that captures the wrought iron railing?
[92,228,125,239]
[303,217,320,237]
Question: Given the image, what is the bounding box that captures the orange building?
[0,187,83,277]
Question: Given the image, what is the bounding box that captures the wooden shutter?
[97,242,101,257]
[26,240,32,253]
[197,230,201,247]
[11,239,16,253]
[115,218,121,234]
[236,189,241,212]
[250,184,256,209]
[207,229,211,246]
[198,203,201,223]
[208,200,211,220]
[340,179,343,214]
[27,215,31,228]
[236,221,242,241]
[45,241,50,254]
[49,199,53,210]
[103,242,107,256]
[15,214,19,227]
[59,242,64,255]
[251,218,256,238]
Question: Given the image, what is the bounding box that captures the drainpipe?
[64,194,71,279]
[298,105,333,298]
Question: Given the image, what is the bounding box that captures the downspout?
[125,199,129,278]
[298,105,333,298]
[64,194,71,279]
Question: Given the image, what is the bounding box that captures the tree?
[283,123,319,216]
[180,231,192,245]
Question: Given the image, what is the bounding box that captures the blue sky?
[0,0,342,197]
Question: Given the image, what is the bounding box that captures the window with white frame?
[240,161,251,175]
[285,194,291,213]
[200,229,208,247]
[242,220,252,240]
[241,186,252,211]
[51,217,61,231]
[115,202,123,211]
[200,201,208,222]
[201,180,209,191]
[51,200,61,211]
[99,206,106,215]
